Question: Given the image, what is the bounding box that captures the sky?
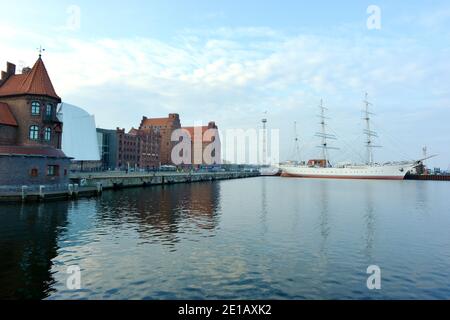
[1,0,449,167]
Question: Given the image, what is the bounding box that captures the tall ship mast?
[281,94,422,180]
[363,93,381,165]
[292,121,301,164]
[315,99,338,167]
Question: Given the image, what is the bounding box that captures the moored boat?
[281,94,423,181]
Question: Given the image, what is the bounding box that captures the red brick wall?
[116,128,161,170]
[0,95,62,148]
[0,125,17,145]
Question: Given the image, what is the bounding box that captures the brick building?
[181,121,221,166]
[116,127,161,170]
[0,56,70,188]
[139,114,181,165]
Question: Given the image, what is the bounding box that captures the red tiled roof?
[141,117,174,127]
[140,114,180,129]
[128,128,139,135]
[0,102,18,126]
[0,57,61,101]
[0,145,68,158]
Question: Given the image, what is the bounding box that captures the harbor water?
[1,177,450,299]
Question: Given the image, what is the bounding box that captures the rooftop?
[0,102,18,127]
[0,57,61,101]
[140,114,180,128]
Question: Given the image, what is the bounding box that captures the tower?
[0,55,70,187]
[261,117,267,165]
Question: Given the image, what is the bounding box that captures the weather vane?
[37,46,46,58]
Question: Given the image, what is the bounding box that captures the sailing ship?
[281,94,423,180]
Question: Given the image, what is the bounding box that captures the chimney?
[0,62,16,86]
[6,62,16,76]
[22,67,32,75]
[208,121,217,129]
[169,113,179,119]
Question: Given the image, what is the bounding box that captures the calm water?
[1,177,450,300]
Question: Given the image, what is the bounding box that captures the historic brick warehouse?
[98,115,221,170]
[116,127,161,170]
[139,114,181,165]
[0,56,70,189]
[181,121,221,166]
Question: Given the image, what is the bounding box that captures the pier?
[0,171,259,203]
[405,174,450,181]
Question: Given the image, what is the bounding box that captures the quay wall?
[405,174,450,181]
[0,171,259,202]
[70,171,260,190]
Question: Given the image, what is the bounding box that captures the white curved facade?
[58,103,100,161]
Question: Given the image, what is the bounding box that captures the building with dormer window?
[0,56,70,188]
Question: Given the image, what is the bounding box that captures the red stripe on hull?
[281,173,405,180]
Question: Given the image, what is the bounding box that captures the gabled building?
[181,121,221,166]
[0,56,70,188]
[139,114,181,165]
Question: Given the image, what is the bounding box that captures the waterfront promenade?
[71,171,259,189]
[0,171,259,202]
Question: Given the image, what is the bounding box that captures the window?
[47,165,59,177]
[31,101,40,115]
[44,127,51,141]
[46,104,53,117]
[30,168,38,177]
[29,125,39,140]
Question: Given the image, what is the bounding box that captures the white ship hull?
[260,166,282,176]
[281,163,416,180]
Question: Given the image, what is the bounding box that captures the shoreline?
[0,171,260,203]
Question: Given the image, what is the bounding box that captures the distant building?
[0,57,70,188]
[139,114,181,165]
[97,127,161,171]
[96,128,118,170]
[58,103,101,171]
[181,121,221,166]
[129,128,161,169]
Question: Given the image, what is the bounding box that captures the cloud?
[1,23,449,166]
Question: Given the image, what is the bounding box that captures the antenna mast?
[363,93,380,165]
[262,114,268,165]
[293,121,301,163]
[422,146,427,168]
[315,99,337,166]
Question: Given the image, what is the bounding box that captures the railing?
[0,184,69,194]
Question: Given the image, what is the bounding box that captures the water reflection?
[0,202,69,299]
[95,182,221,246]
[317,180,330,265]
[0,182,222,299]
[260,178,268,235]
[363,183,375,261]
[1,178,450,300]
